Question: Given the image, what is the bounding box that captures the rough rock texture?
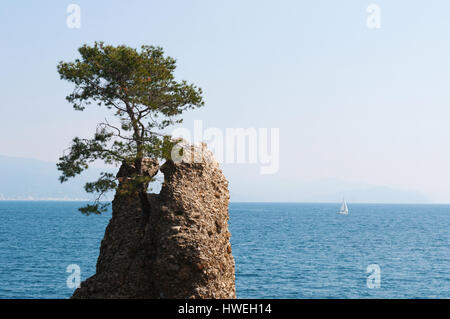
[71,143,236,299]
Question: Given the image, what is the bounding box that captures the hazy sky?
[1,1,450,202]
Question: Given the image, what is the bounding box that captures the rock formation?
[71,142,236,299]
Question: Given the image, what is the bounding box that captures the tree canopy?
[57,42,204,215]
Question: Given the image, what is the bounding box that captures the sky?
[1,1,450,202]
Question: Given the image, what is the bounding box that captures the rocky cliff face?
[71,143,236,299]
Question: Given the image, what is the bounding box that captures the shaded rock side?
[71,143,236,298]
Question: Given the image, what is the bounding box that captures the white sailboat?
[337,199,349,215]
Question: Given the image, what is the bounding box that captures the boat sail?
[337,199,349,215]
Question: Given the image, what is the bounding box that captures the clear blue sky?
[1,1,450,202]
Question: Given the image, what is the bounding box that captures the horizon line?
[0,199,449,205]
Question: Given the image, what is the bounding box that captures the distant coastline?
[0,199,447,205]
[0,155,433,204]
[0,193,97,202]
[0,197,91,202]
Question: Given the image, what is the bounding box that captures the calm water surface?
[0,201,449,298]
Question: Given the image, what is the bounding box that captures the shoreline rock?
[71,143,236,299]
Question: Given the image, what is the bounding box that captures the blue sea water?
[0,201,449,299]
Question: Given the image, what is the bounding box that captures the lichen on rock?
[71,143,236,299]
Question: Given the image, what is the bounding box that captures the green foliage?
[57,42,204,214]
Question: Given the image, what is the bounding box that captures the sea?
[0,201,449,299]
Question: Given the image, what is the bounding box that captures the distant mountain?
[0,155,430,203]
[227,173,430,204]
[0,155,116,200]
[302,184,430,204]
